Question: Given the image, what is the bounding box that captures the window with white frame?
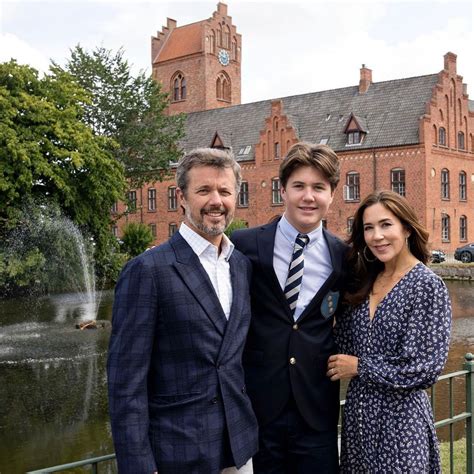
[459,171,467,201]
[238,181,249,207]
[271,178,283,205]
[344,172,360,201]
[460,215,467,241]
[148,188,156,211]
[391,168,406,197]
[441,214,450,242]
[168,186,177,210]
[441,169,450,199]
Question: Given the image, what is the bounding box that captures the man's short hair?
[279,142,340,190]
[176,147,242,195]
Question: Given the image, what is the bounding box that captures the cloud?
[0,32,50,72]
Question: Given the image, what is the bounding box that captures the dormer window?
[344,113,368,146]
[347,131,361,145]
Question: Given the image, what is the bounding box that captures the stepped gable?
[155,22,203,63]
[180,73,440,156]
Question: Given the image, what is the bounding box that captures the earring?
[363,245,377,262]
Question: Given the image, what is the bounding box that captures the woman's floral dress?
[335,263,451,473]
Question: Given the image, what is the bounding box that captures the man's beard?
[185,206,234,237]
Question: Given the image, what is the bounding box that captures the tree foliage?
[59,45,185,187]
[120,222,153,257]
[224,218,249,237]
[0,60,126,287]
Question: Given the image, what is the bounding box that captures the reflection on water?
[0,282,472,473]
[0,290,114,473]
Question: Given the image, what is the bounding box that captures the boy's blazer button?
[211,397,218,404]
[241,386,246,394]
[292,323,299,330]
[289,357,296,365]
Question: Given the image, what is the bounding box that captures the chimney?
[359,64,372,94]
[443,52,457,75]
[217,2,228,16]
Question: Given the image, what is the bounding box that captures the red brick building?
[113,2,474,254]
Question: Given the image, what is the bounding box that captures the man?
[107,148,258,474]
[232,142,347,473]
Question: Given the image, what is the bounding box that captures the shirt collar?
[179,222,234,260]
[278,214,323,247]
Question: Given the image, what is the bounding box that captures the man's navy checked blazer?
[107,232,258,473]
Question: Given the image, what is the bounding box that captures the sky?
[0,0,473,104]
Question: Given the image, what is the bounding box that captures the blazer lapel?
[170,233,227,336]
[297,229,342,322]
[217,253,246,361]
[257,220,294,321]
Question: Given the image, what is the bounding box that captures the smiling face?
[281,165,334,234]
[177,165,237,246]
[362,202,411,264]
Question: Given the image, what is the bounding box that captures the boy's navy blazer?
[232,218,348,431]
[107,231,258,473]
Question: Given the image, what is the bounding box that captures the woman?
[327,190,451,473]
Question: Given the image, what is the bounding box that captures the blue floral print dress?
[335,263,451,473]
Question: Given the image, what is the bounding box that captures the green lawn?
[440,438,467,473]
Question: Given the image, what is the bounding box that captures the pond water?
[0,281,472,473]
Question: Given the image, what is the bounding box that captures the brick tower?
[151,2,241,115]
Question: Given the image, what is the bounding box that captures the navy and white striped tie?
[284,234,309,319]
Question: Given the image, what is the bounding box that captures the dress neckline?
[368,262,422,321]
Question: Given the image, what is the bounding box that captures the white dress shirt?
[179,223,234,319]
[273,215,333,320]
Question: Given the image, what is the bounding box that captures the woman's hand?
[326,354,359,381]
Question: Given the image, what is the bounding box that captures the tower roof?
[155,22,203,63]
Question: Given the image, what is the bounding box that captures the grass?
[440,438,467,473]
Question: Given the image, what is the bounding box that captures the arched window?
[441,169,450,200]
[459,171,467,201]
[210,30,216,54]
[171,72,186,102]
[439,127,446,146]
[217,24,222,47]
[458,131,465,150]
[216,72,231,101]
[391,168,406,196]
[460,216,468,241]
[441,214,450,242]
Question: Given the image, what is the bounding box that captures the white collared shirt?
[273,215,333,320]
[179,223,234,319]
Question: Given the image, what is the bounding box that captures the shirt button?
[292,324,299,330]
[289,357,296,365]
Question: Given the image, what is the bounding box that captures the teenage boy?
[232,142,347,473]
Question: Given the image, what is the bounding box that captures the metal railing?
[27,353,474,474]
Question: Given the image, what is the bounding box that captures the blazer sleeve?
[107,256,158,473]
[357,274,452,391]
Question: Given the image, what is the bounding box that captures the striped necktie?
[284,234,309,318]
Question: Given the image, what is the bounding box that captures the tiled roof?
[156,22,202,63]
[180,74,440,160]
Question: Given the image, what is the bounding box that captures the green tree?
[224,218,248,237]
[0,60,126,287]
[121,222,153,257]
[59,45,185,188]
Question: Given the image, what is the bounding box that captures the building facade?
[113,3,474,254]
